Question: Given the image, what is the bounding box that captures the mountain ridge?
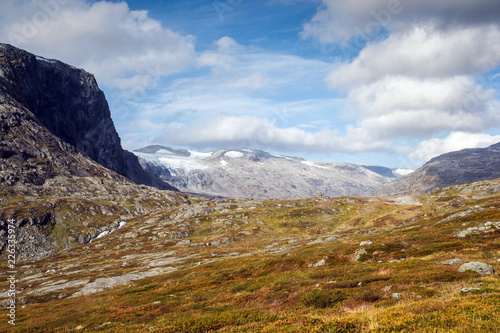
[379,142,500,195]
[133,145,398,199]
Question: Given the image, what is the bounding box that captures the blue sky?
[2,0,500,169]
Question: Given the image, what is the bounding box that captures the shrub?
[355,291,382,303]
[301,289,345,308]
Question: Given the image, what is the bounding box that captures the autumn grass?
[2,182,500,332]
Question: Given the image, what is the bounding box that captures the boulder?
[458,262,495,275]
[441,259,462,266]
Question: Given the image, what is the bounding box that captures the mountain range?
[133,145,405,199]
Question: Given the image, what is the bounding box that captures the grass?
[1,180,500,332]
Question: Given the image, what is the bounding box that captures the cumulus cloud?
[300,1,500,156]
[1,0,196,90]
[407,132,500,165]
[155,114,389,153]
[301,0,500,44]
[328,24,500,87]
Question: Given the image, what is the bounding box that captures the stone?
[354,249,368,261]
[360,241,373,246]
[441,259,462,266]
[390,293,402,301]
[458,262,495,275]
[313,259,327,267]
[459,287,480,295]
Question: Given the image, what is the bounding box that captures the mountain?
[0,43,176,191]
[0,44,188,261]
[133,145,396,199]
[379,142,500,195]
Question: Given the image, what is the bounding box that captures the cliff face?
[0,43,176,190]
[379,142,500,195]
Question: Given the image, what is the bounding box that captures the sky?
[1,0,500,169]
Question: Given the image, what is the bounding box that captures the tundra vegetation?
[1,178,499,332]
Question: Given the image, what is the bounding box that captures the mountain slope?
[0,89,190,261]
[0,44,189,261]
[0,43,176,191]
[134,146,395,199]
[379,142,500,195]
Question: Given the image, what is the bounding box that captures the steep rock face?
[379,142,500,195]
[0,43,176,190]
[134,146,395,199]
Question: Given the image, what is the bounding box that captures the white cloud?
[301,0,500,45]
[155,114,389,153]
[221,72,270,90]
[1,0,196,89]
[327,24,500,88]
[317,14,500,148]
[407,132,500,164]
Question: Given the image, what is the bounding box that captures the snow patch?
[220,159,228,166]
[156,149,176,156]
[158,156,208,171]
[270,153,285,158]
[36,56,56,64]
[394,168,414,177]
[188,150,213,159]
[225,151,244,158]
[95,231,109,240]
[302,161,328,169]
[93,221,127,241]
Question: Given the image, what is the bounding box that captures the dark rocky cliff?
[379,142,500,195]
[0,43,176,190]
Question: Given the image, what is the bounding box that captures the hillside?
[134,146,396,199]
[379,142,500,196]
[0,44,186,261]
[1,177,499,332]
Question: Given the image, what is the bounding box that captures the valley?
[0,43,499,332]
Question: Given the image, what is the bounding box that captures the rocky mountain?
[379,142,500,195]
[0,43,176,191]
[0,44,188,261]
[133,145,396,199]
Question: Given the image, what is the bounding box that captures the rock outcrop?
[0,43,176,190]
[379,142,500,195]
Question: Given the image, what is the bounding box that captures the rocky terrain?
[0,43,176,191]
[134,145,397,199]
[1,177,499,332]
[379,142,500,196]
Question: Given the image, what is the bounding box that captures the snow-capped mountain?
[133,146,397,199]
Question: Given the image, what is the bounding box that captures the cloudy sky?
[2,0,500,168]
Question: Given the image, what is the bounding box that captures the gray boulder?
[458,262,495,275]
[441,259,463,266]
